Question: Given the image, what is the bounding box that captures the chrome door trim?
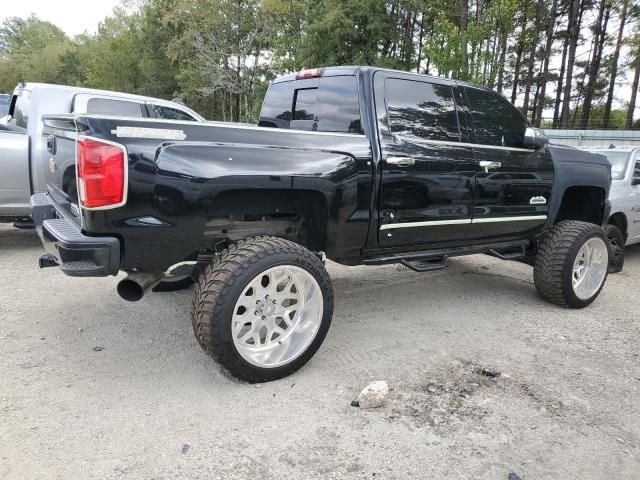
[395,135,533,153]
[380,215,547,230]
[472,215,548,223]
[379,218,471,230]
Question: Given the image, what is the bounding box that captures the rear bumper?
[31,193,120,277]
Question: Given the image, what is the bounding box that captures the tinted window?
[258,81,294,129]
[0,94,9,117]
[634,160,640,179]
[87,98,144,117]
[150,104,197,121]
[465,88,528,148]
[385,79,460,142]
[293,88,317,120]
[259,76,362,133]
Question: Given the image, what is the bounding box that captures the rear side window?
[149,104,197,122]
[87,98,144,117]
[259,82,294,129]
[9,91,31,129]
[465,88,528,148]
[259,76,362,134]
[385,79,460,142]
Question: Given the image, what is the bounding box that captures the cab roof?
[14,82,205,121]
[272,66,489,91]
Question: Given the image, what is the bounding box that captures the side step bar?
[400,256,448,272]
[488,245,527,261]
[364,239,530,269]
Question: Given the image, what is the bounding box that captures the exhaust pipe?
[117,272,166,302]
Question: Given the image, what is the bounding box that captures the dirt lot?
[1,222,639,479]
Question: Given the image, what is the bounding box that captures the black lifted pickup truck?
[33,66,612,382]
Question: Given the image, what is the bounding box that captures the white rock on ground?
[357,381,389,409]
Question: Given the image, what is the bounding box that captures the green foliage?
[0,15,69,91]
[0,0,637,127]
[569,105,629,129]
[298,0,400,68]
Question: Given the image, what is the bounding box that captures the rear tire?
[534,221,609,309]
[191,236,333,383]
[152,275,195,292]
[604,223,625,273]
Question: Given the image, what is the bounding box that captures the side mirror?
[523,127,548,150]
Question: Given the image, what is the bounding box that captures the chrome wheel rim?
[231,266,323,368]
[572,237,608,300]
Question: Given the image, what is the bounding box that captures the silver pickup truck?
[582,145,640,273]
[0,83,204,224]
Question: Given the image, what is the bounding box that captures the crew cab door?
[628,151,640,243]
[375,73,476,247]
[0,91,31,216]
[463,87,554,239]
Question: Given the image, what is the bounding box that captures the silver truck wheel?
[232,266,324,368]
[571,237,608,300]
[191,237,333,383]
[534,221,610,308]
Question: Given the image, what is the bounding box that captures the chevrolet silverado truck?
[31,66,612,382]
[582,145,640,273]
[0,82,204,229]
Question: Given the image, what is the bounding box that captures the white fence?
[543,129,640,147]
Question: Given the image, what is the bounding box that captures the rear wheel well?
[203,189,328,252]
[554,186,606,226]
[607,212,628,241]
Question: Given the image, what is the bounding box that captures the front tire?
[534,221,609,309]
[191,237,333,383]
[604,224,625,273]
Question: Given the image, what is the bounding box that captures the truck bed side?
[41,115,373,273]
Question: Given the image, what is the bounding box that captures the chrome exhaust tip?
[117,272,165,302]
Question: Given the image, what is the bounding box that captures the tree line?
[0,0,639,129]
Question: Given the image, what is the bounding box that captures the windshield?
[596,151,631,180]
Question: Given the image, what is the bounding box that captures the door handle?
[479,160,502,169]
[46,135,56,155]
[386,156,415,167]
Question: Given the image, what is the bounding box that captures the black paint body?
[37,66,612,276]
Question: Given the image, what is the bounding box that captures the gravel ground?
[1,222,639,479]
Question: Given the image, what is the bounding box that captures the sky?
[0,0,122,37]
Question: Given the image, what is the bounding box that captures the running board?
[400,256,448,272]
[364,239,530,267]
[488,245,527,261]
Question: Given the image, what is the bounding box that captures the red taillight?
[76,137,127,209]
[296,68,323,80]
